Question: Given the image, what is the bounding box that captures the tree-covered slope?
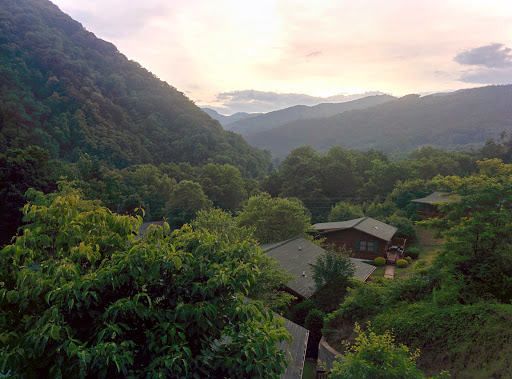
[227,95,396,135]
[0,0,270,176]
[246,86,512,157]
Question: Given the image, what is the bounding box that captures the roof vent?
[302,271,306,277]
[375,226,379,229]
[298,246,302,251]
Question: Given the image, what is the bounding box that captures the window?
[359,240,375,252]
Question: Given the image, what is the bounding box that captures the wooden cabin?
[312,217,405,263]
[410,191,458,219]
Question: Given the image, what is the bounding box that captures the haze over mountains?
[241,85,512,157]
[223,95,396,136]
[201,108,261,127]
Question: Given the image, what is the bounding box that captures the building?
[278,315,309,379]
[261,237,376,299]
[410,191,458,219]
[312,217,405,262]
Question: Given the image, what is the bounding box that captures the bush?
[396,259,409,268]
[330,323,424,379]
[291,299,315,325]
[406,247,422,259]
[414,259,427,269]
[405,256,412,264]
[305,309,326,336]
[374,257,386,266]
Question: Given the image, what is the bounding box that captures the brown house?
[411,191,459,219]
[312,217,403,261]
[260,237,376,299]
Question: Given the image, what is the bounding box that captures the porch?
[385,237,407,265]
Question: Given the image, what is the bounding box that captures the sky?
[51,0,512,114]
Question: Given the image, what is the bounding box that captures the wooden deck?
[386,237,407,264]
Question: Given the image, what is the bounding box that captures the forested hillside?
[0,0,270,175]
[226,95,396,135]
[246,86,512,157]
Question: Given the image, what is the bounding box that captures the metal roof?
[313,217,397,242]
[261,237,376,298]
[411,191,458,204]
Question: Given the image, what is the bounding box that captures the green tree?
[0,195,290,377]
[328,201,364,222]
[429,159,512,303]
[329,323,424,379]
[164,180,212,225]
[199,163,247,212]
[235,192,312,244]
[311,247,355,312]
[0,146,60,246]
[192,208,296,313]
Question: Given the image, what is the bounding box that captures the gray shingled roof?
[350,259,376,281]
[411,191,459,204]
[312,217,397,242]
[262,237,323,299]
[311,218,366,232]
[261,237,375,298]
[278,315,309,379]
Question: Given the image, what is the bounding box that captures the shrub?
[374,257,386,266]
[396,259,409,268]
[405,256,412,264]
[406,247,422,259]
[291,299,315,325]
[330,323,424,379]
[414,259,427,269]
[305,309,326,336]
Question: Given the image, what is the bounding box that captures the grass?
[369,265,386,279]
[394,225,444,278]
[303,358,317,379]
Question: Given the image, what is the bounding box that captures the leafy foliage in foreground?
[329,323,425,379]
[0,195,290,378]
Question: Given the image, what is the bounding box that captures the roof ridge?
[262,236,301,253]
[353,217,368,227]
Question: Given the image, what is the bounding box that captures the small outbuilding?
[410,191,458,219]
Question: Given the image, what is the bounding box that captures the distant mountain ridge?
[245,85,512,157]
[225,95,397,136]
[201,108,261,126]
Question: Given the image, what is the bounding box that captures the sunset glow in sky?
[51,0,512,114]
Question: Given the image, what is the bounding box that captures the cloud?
[454,43,512,68]
[454,43,512,84]
[458,68,512,84]
[202,90,387,114]
[305,51,322,58]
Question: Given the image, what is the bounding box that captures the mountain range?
[244,86,512,157]
[223,95,396,136]
[201,108,261,126]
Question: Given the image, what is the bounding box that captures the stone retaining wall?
[317,337,341,371]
